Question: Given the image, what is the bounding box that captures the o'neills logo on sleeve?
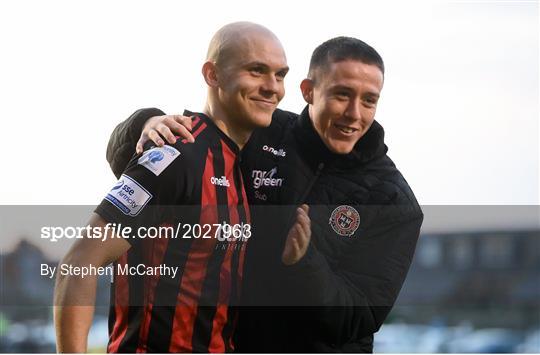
[252,167,284,189]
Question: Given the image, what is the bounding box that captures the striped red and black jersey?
[95,111,251,353]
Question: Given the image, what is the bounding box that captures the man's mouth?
[251,98,276,107]
[334,124,358,134]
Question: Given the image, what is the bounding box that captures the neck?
[203,99,252,149]
[307,104,322,138]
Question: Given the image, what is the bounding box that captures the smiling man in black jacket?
[106,36,423,352]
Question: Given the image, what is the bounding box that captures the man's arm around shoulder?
[106,108,166,178]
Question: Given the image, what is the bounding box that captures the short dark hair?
[308,36,384,82]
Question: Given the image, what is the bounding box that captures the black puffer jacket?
[106,107,423,353]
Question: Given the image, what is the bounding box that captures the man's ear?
[300,78,314,104]
[202,61,219,87]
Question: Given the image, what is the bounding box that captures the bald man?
[54,22,296,353]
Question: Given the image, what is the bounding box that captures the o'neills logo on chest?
[251,167,284,189]
[210,176,230,187]
[262,145,286,157]
[329,205,360,237]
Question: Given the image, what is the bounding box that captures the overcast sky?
[0,0,538,206]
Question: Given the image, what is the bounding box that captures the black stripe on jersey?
[222,159,247,351]
[191,117,205,133]
[116,248,145,352]
[232,157,248,228]
[192,139,231,352]
[117,307,144,353]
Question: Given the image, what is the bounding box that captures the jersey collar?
[183,110,241,155]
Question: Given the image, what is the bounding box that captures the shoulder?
[321,155,421,216]
[246,108,298,151]
[359,156,423,219]
[273,108,299,120]
[367,156,418,201]
[267,108,299,141]
[125,107,167,131]
[269,108,298,130]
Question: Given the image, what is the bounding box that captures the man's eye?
[335,92,349,99]
[276,71,287,81]
[250,67,264,75]
[364,98,378,106]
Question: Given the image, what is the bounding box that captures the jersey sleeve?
[96,144,190,246]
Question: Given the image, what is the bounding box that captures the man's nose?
[261,74,280,95]
[345,99,362,121]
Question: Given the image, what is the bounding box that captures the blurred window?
[479,235,513,268]
[525,232,540,267]
[450,236,474,269]
[417,236,442,268]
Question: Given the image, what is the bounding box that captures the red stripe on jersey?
[207,141,240,352]
[209,304,229,352]
[169,148,219,353]
[107,253,129,353]
[177,116,201,140]
[135,230,171,353]
[181,118,206,144]
[191,116,201,128]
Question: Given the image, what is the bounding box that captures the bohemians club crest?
[329,205,360,237]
